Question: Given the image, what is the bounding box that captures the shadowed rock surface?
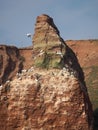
[0,45,23,84]
[0,14,93,130]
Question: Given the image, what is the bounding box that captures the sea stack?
[0,14,93,130]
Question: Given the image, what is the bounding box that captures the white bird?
[26,33,32,38]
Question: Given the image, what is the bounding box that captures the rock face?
[33,14,60,45]
[19,47,33,69]
[0,45,23,84]
[0,14,93,130]
[0,68,93,130]
[32,14,65,69]
[66,40,98,67]
[32,14,85,86]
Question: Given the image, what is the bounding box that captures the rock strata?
[0,14,93,130]
[0,45,23,84]
[0,68,93,130]
[32,14,86,86]
[32,14,65,69]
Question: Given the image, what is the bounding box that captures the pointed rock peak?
[32,14,85,85]
[32,14,66,69]
[36,14,60,34]
[34,14,60,35]
[32,14,62,46]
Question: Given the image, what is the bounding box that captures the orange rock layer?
[0,69,93,130]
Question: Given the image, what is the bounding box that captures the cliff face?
[66,40,98,67]
[32,14,64,69]
[0,68,93,130]
[19,47,33,69]
[0,45,23,84]
[0,14,93,130]
[32,14,85,86]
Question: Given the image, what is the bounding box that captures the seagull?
[26,33,32,38]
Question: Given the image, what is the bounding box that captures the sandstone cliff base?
[0,68,93,130]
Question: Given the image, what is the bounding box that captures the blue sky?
[0,0,98,47]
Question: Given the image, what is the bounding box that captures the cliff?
[66,40,98,67]
[32,14,86,86]
[0,14,93,130]
[0,68,93,130]
[0,45,23,84]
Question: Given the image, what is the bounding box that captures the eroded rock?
[32,14,66,69]
[0,69,93,130]
[0,14,93,130]
[0,45,23,84]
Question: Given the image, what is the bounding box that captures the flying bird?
[26,33,32,38]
